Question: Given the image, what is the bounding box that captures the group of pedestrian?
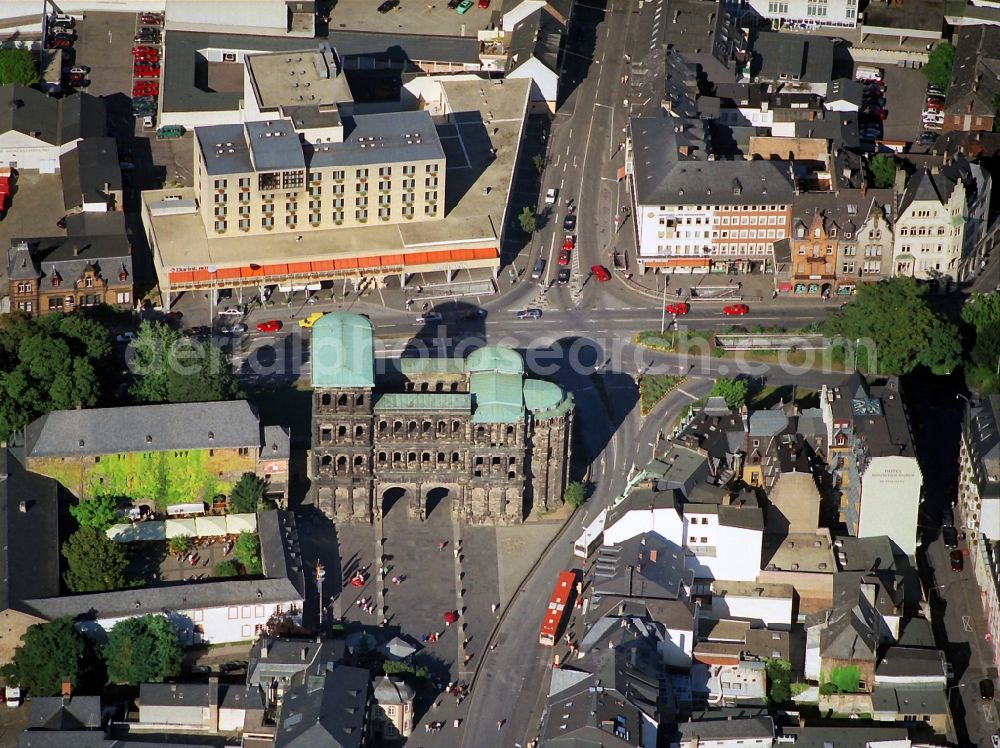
[424,721,446,733]
[421,631,442,644]
[355,596,376,615]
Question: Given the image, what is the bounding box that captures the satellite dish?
[207,265,218,273]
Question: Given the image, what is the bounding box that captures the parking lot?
[325,0,494,37]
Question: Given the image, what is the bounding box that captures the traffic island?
[637,374,685,416]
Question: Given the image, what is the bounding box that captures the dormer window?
[85,277,94,288]
[51,275,61,286]
[119,270,128,282]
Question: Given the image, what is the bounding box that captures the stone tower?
[310,313,375,523]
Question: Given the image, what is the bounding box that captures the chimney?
[208,676,219,732]
[301,646,309,661]
[261,640,269,658]
[72,244,79,257]
[649,549,658,563]
[61,678,72,699]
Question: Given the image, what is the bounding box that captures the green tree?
[62,526,130,593]
[0,313,110,442]
[961,291,1000,334]
[215,560,240,578]
[234,532,262,575]
[922,42,954,89]
[518,205,536,234]
[168,535,193,556]
[0,618,102,696]
[103,615,182,685]
[69,495,122,531]
[765,658,792,704]
[564,481,585,508]
[0,48,39,86]
[228,472,265,514]
[129,321,240,404]
[823,277,962,375]
[867,154,897,189]
[826,664,862,693]
[532,154,545,173]
[710,378,749,408]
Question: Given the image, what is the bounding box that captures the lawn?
[749,384,820,411]
[638,374,683,416]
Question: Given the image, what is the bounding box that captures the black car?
[378,0,399,12]
[563,214,576,231]
[981,678,995,701]
[461,308,487,320]
[557,267,570,285]
[448,0,462,7]
[942,525,959,550]
[517,308,542,320]
[190,664,212,675]
[220,661,248,674]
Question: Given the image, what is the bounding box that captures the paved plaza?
[295,497,564,739]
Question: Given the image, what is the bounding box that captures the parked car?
[66,65,90,75]
[950,549,964,572]
[219,661,248,674]
[665,302,690,315]
[45,37,73,49]
[156,125,186,139]
[866,107,887,120]
[133,84,159,97]
[591,265,611,282]
[517,308,542,319]
[563,214,577,231]
[545,187,558,204]
[219,307,243,316]
[140,13,164,24]
[448,0,462,8]
[556,267,570,285]
[942,525,959,550]
[134,67,160,79]
[981,678,995,701]
[723,303,750,316]
[183,326,210,338]
[51,13,75,26]
[456,0,474,12]
[478,0,491,7]
[557,248,571,266]
[563,235,575,249]
[256,320,282,333]
[416,312,443,323]
[919,131,939,144]
[531,257,545,279]
[377,0,399,12]
[115,331,137,344]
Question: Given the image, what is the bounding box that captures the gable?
[0,130,52,150]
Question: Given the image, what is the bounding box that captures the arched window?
[377,452,387,463]
[422,421,431,434]
[408,451,417,463]
[337,425,347,438]
[393,420,403,434]
[476,426,486,438]
[435,381,444,392]
[355,425,365,438]
[438,420,447,434]
[452,421,461,434]
[393,451,402,464]
[437,452,445,463]
[320,455,332,466]
[420,382,429,392]
[408,421,417,434]
[421,452,431,463]
[354,456,364,468]
[336,456,347,472]
[452,452,460,463]
[450,382,458,392]
[338,394,348,406]
[356,394,364,406]
[378,421,388,434]
[321,393,331,406]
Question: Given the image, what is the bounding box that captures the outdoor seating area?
[106,513,257,543]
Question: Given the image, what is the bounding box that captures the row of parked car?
[131,12,163,120]
[922,85,945,135]
[859,79,885,143]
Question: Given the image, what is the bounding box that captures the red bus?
[539,570,578,646]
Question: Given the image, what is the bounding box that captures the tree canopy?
[824,277,961,376]
[128,320,240,404]
[0,313,111,441]
[62,526,130,593]
[228,472,265,514]
[69,495,122,532]
[0,618,103,696]
[234,532,262,575]
[564,481,585,508]
[104,615,182,685]
[765,658,791,704]
[0,48,39,86]
[867,154,897,189]
[710,378,749,408]
[962,291,1000,393]
[518,206,536,234]
[921,42,954,89]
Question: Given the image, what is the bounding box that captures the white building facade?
[857,455,924,557]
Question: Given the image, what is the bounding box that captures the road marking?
[677,388,699,400]
[964,615,973,633]
[565,145,570,156]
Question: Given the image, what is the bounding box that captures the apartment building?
[627,116,795,274]
[195,114,444,238]
[821,373,922,555]
[943,25,1000,134]
[747,0,858,29]
[958,394,1000,539]
[893,157,991,287]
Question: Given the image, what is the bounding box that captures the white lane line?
[677,388,700,400]
[565,145,570,156]
[963,615,973,633]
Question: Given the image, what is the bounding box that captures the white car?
[115,331,137,344]
[545,188,558,205]
[68,65,90,75]
[219,307,243,316]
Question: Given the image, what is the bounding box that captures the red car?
[590,265,611,282]
[665,302,690,316]
[133,83,159,96]
[132,46,159,59]
[557,249,571,266]
[563,235,575,250]
[134,51,159,63]
[924,100,943,111]
[723,303,749,316]
[256,320,282,333]
[134,67,159,79]
[45,38,72,49]
[478,0,491,6]
[950,549,964,572]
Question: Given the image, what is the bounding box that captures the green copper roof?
[522,379,573,420]
[310,312,374,389]
[374,393,472,412]
[470,371,525,423]
[399,357,467,376]
[466,346,524,376]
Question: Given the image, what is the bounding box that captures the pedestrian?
[453,548,459,558]
[491,602,498,615]
[437,541,446,551]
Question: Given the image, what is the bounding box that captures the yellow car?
[298,311,326,329]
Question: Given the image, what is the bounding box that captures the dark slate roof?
[897,155,983,216]
[26,696,101,731]
[59,137,121,210]
[826,78,863,106]
[965,394,1000,501]
[749,32,833,84]
[871,684,949,715]
[8,233,133,292]
[540,671,645,747]
[836,535,898,573]
[825,372,914,460]
[673,716,774,740]
[591,532,687,601]
[23,510,305,621]
[249,638,346,688]
[0,449,62,613]
[506,8,564,76]
[945,25,1000,119]
[663,0,746,79]
[140,682,211,708]
[875,645,945,679]
[64,212,127,238]
[162,32,476,114]
[274,663,369,748]
[18,733,111,748]
[25,400,263,458]
[780,725,910,747]
[630,116,796,208]
[0,85,106,146]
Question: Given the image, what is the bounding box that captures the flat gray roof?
[245,47,353,112]
[247,119,307,171]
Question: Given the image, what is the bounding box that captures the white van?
[855,66,883,82]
